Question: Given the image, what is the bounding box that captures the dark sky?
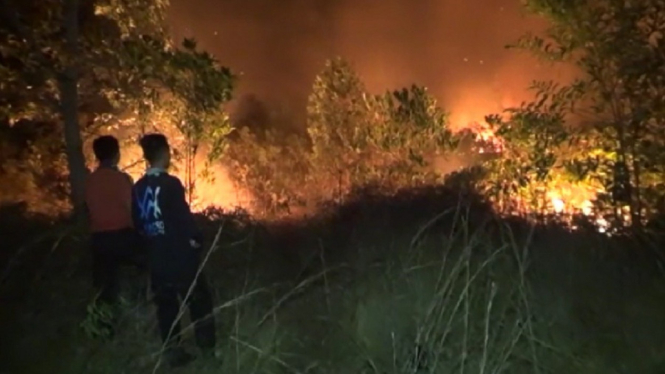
[167,0,577,130]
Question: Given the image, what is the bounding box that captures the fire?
[88,134,254,214]
[460,118,615,233]
[464,121,504,154]
[83,109,255,214]
[544,184,599,216]
[550,197,566,213]
[120,150,252,213]
[545,184,611,230]
[512,180,613,232]
[86,107,612,230]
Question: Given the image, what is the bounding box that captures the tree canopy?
[483,0,665,230]
[0,0,235,214]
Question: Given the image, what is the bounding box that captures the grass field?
[1,185,665,374]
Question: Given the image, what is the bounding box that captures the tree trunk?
[59,0,88,220]
[629,117,644,230]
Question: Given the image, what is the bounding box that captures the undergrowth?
[0,187,664,374]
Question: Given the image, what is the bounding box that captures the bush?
[3,184,665,373]
[224,58,470,218]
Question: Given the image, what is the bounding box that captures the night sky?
[167,0,578,129]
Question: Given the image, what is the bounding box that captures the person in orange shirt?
[85,135,146,314]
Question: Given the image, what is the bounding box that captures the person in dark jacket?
[85,135,147,336]
[132,133,215,368]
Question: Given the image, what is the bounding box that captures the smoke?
[168,0,578,129]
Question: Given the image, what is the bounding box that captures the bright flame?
[465,121,504,153]
[546,186,605,230]
[121,151,253,213]
[551,197,565,213]
[545,184,600,215]
[184,161,254,212]
[459,118,615,233]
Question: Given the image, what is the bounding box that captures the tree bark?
[59,0,88,220]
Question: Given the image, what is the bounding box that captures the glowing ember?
[465,121,504,154]
[461,118,614,233]
[551,197,565,213]
[545,184,601,215]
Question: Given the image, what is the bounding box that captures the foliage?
[225,127,310,215]
[0,0,168,123]
[487,0,665,229]
[4,193,665,373]
[483,81,597,213]
[223,58,463,215]
[80,297,117,340]
[0,120,71,214]
[307,58,459,197]
[0,0,235,210]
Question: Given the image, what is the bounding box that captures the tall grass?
[1,190,665,373]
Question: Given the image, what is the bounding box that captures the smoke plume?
[168,0,578,129]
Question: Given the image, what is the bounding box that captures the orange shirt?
[85,166,134,232]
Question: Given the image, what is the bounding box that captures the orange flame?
[459,118,614,233]
[119,147,253,213]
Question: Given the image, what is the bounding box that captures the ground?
[1,185,665,374]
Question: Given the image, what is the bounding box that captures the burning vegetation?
[1,0,665,237]
[4,1,665,374]
[0,52,659,236]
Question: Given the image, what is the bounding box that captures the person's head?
[139,133,171,169]
[92,135,120,166]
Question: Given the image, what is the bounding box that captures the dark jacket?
[132,168,203,279]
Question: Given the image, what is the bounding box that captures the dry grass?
[1,191,664,374]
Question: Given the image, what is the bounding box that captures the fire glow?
[462,120,612,233]
[104,112,613,233]
[122,153,251,213]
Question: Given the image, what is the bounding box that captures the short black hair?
[139,133,170,164]
[92,135,120,162]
